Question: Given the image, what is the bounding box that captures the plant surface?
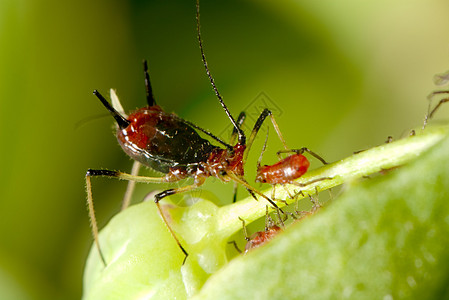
[83,125,449,299]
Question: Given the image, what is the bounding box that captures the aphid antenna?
[93,90,130,129]
[195,0,246,145]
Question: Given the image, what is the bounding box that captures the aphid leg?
[266,110,289,150]
[264,206,275,230]
[270,185,277,203]
[258,127,288,203]
[232,184,238,203]
[238,217,250,241]
[245,109,276,163]
[121,161,141,210]
[230,112,246,145]
[423,90,449,128]
[85,174,106,266]
[385,136,393,144]
[85,169,175,266]
[230,112,246,203]
[277,148,328,165]
[227,173,284,215]
[153,177,207,264]
[243,184,284,227]
[309,193,322,214]
[227,240,242,254]
[280,184,295,200]
[256,127,270,171]
[291,176,332,189]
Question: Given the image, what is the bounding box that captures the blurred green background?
[1,0,449,299]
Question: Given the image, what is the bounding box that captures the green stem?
[216,125,449,238]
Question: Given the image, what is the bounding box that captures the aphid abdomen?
[256,153,310,184]
[117,106,218,173]
[245,225,282,252]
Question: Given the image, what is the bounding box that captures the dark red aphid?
[239,208,283,253]
[116,101,246,181]
[256,147,328,189]
[86,0,282,265]
[244,224,282,253]
[256,152,310,184]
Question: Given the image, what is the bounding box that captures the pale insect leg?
[423,90,449,129]
[86,169,171,265]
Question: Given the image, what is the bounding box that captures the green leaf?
[83,201,190,299]
[193,131,449,300]
[83,126,449,299]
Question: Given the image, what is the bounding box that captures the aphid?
[237,193,324,254]
[86,0,284,265]
[239,208,283,253]
[255,127,329,199]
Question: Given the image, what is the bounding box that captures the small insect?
[255,128,329,200]
[86,0,285,265]
[233,193,323,254]
[239,208,283,254]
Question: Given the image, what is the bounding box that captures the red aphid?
[245,225,282,253]
[256,153,310,184]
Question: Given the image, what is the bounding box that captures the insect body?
[256,144,329,196]
[244,224,282,253]
[256,151,310,184]
[239,208,283,254]
[87,61,269,265]
[116,100,245,181]
[86,1,282,265]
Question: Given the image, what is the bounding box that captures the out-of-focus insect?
[239,208,283,254]
[231,192,324,254]
[86,0,289,265]
[423,90,449,128]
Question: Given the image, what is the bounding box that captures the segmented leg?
[86,169,183,265]
[423,90,449,128]
[230,112,246,203]
[153,177,207,263]
[277,148,328,165]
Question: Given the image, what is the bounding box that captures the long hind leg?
[153,177,207,263]
[86,169,191,265]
